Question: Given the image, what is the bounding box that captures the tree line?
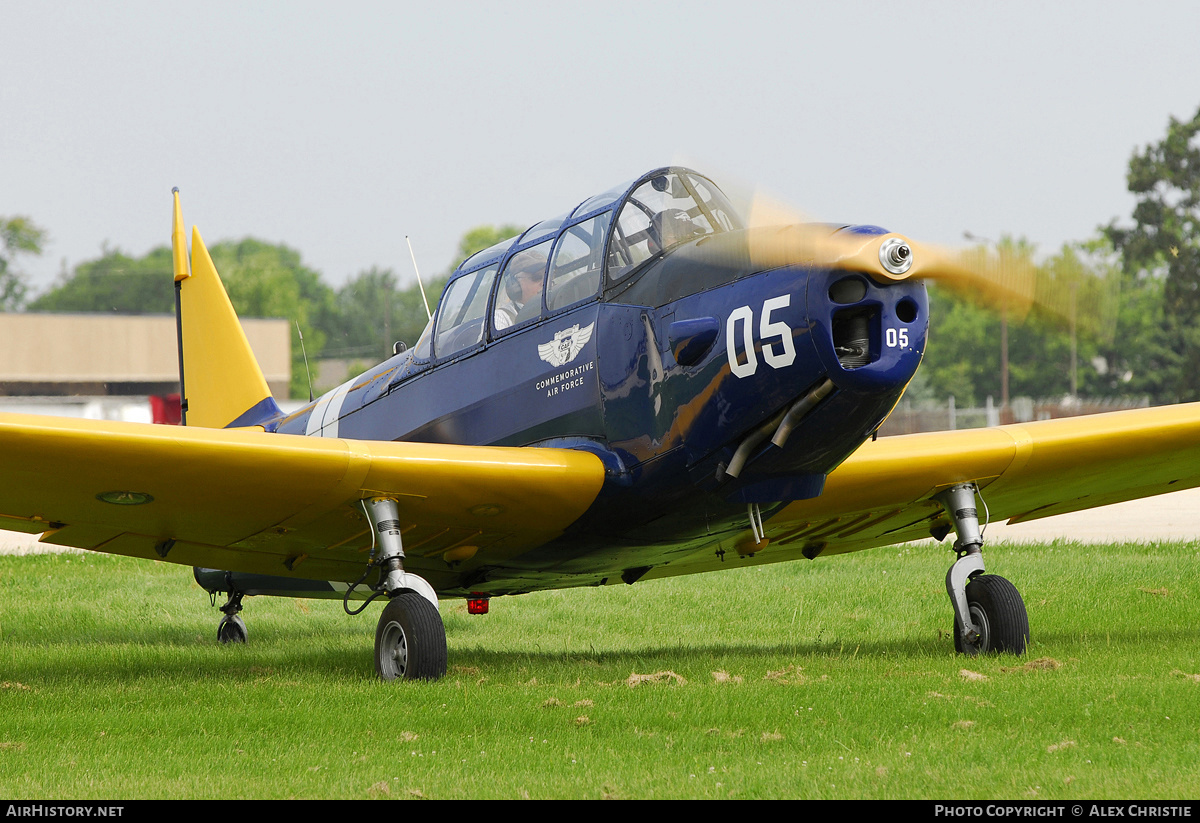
[0,219,521,398]
[912,106,1198,407]
[2,106,1197,402]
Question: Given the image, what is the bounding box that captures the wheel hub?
[967,603,990,653]
[382,621,408,677]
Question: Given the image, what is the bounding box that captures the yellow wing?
[4,403,1198,592]
[0,191,606,600]
[642,403,1200,581]
[0,411,605,593]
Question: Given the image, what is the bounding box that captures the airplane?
[2,165,1198,681]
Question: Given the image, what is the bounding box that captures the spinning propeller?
[731,185,1118,339]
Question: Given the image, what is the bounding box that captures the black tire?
[217,614,247,644]
[374,591,448,681]
[953,574,1029,655]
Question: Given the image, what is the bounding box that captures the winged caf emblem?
[537,322,594,368]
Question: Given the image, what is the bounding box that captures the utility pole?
[1069,281,1078,397]
[965,231,1010,417]
[1000,308,1009,410]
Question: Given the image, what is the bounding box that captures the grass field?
[1,540,1199,799]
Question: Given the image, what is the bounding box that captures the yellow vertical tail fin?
[172,191,282,429]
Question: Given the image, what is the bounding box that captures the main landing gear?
[362,497,448,681]
[200,498,449,681]
[216,579,248,644]
[936,484,1029,656]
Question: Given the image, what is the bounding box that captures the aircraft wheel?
[375,591,447,681]
[953,574,1029,656]
[217,614,248,644]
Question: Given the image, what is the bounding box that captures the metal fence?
[877,395,1151,437]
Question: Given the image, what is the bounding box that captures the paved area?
[981,486,1200,543]
[2,488,1197,556]
[0,531,81,555]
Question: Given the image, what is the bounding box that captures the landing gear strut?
[936,484,1029,655]
[216,584,248,644]
[363,497,447,681]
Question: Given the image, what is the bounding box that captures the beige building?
[0,313,291,398]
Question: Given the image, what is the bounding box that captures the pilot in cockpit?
[494,250,547,331]
[654,208,704,252]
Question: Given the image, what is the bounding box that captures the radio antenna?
[406,235,432,320]
[295,321,314,402]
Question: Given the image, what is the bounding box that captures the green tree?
[1104,105,1200,400]
[1059,236,1175,401]
[920,237,1047,406]
[206,239,336,399]
[919,237,1135,405]
[325,267,401,359]
[321,223,523,364]
[324,267,447,361]
[31,238,337,399]
[921,284,999,407]
[452,224,525,270]
[28,246,175,314]
[0,216,47,310]
[26,223,527,397]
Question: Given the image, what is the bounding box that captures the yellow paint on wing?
[0,411,607,582]
[771,403,1200,542]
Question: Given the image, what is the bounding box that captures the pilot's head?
[508,252,546,303]
[655,208,701,249]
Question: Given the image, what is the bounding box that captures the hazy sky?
[3,1,1199,294]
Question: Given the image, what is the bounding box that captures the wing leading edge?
[4,392,1197,593]
[0,411,606,592]
[634,402,1200,582]
[804,400,1200,537]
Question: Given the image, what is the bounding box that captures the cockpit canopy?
[606,170,741,282]
[416,168,742,362]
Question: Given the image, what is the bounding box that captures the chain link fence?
[878,395,1151,436]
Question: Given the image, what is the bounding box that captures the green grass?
[1,541,1199,799]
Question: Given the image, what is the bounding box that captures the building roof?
[0,313,290,393]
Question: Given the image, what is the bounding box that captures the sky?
[3,1,1199,294]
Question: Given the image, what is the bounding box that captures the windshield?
[606,171,741,282]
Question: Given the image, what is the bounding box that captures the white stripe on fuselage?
[305,378,355,438]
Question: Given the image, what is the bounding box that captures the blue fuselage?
[273,234,928,590]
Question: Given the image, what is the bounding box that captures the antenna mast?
[295,321,314,402]
[406,236,432,320]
